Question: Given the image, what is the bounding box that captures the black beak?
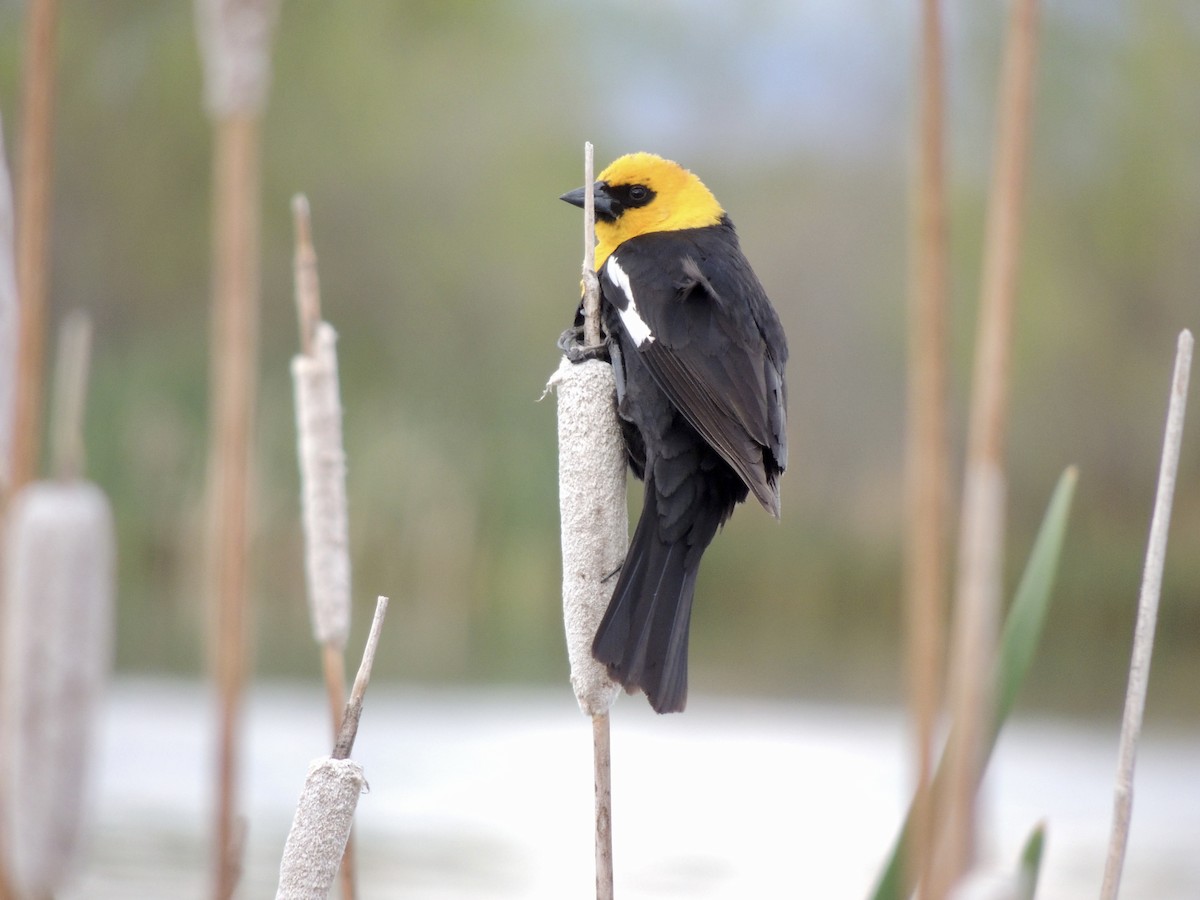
[560,182,618,220]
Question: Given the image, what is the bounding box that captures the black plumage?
[562,155,788,713]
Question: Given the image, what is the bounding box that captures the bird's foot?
[558,326,610,364]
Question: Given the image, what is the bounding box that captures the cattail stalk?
[0,116,18,497]
[290,194,355,900]
[0,313,114,898]
[276,597,387,900]
[195,1,280,896]
[904,0,950,894]
[0,121,15,900]
[581,142,601,349]
[1100,331,1193,899]
[550,141,623,900]
[931,0,1041,895]
[933,0,1041,891]
[9,0,58,493]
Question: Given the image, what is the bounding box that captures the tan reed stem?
[904,0,951,895]
[930,0,1041,894]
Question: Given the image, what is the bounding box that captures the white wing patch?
[605,256,655,347]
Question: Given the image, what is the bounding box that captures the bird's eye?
[629,185,649,202]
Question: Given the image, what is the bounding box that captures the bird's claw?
[558,326,610,364]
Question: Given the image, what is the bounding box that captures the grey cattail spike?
[0,114,16,491]
[194,0,281,118]
[291,321,351,649]
[276,596,386,899]
[1,310,112,896]
[550,355,625,715]
[275,758,366,900]
[1,482,116,897]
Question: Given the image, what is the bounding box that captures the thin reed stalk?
[208,112,259,900]
[581,142,601,349]
[10,0,58,493]
[903,0,950,893]
[0,116,17,497]
[1100,330,1193,899]
[0,135,14,900]
[551,141,623,900]
[195,2,280,896]
[931,0,1041,894]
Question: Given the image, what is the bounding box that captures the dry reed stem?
[592,712,614,900]
[291,194,321,355]
[931,0,1041,895]
[10,0,58,494]
[195,3,279,891]
[0,116,17,497]
[50,311,90,482]
[904,0,951,894]
[581,141,602,349]
[333,596,389,760]
[208,113,261,900]
[1100,330,1193,900]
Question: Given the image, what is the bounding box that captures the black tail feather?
[592,485,700,714]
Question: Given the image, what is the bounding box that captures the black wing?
[601,222,788,515]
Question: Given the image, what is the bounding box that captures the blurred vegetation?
[1,1,1198,719]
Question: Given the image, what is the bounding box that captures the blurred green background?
[1,1,1198,719]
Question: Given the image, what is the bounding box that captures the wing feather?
[604,225,788,515]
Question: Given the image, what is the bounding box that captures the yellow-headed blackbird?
[561,152,788,713]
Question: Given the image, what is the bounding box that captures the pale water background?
[63,679,1199,898]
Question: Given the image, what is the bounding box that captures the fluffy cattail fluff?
[194,0,282,118]
[0,480,116,896]
[291,320,351,649]
[550,355,626,715]
[275,757,365,900]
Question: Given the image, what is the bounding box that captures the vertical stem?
[931,0,1040,894]
[322,642,355,900]
[904,0,950,894]
[11,0,58,491]
[1100,331,1193,900]
[581,142,601,348]
[291,193,321,357]
[593,712,614,900]
[49,310,90,482]
[209,113,260,900]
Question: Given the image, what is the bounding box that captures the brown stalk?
[592,711,613,900]
[332,597,389,760]
[291,194,321,356]
[929,0,1041,895]
[10,0,58,493]
[581,141,602,349]
[904,0,950,894]
[209,112,260,900]
[582,141,614,900]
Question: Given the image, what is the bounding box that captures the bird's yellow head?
[561,152,726,268]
